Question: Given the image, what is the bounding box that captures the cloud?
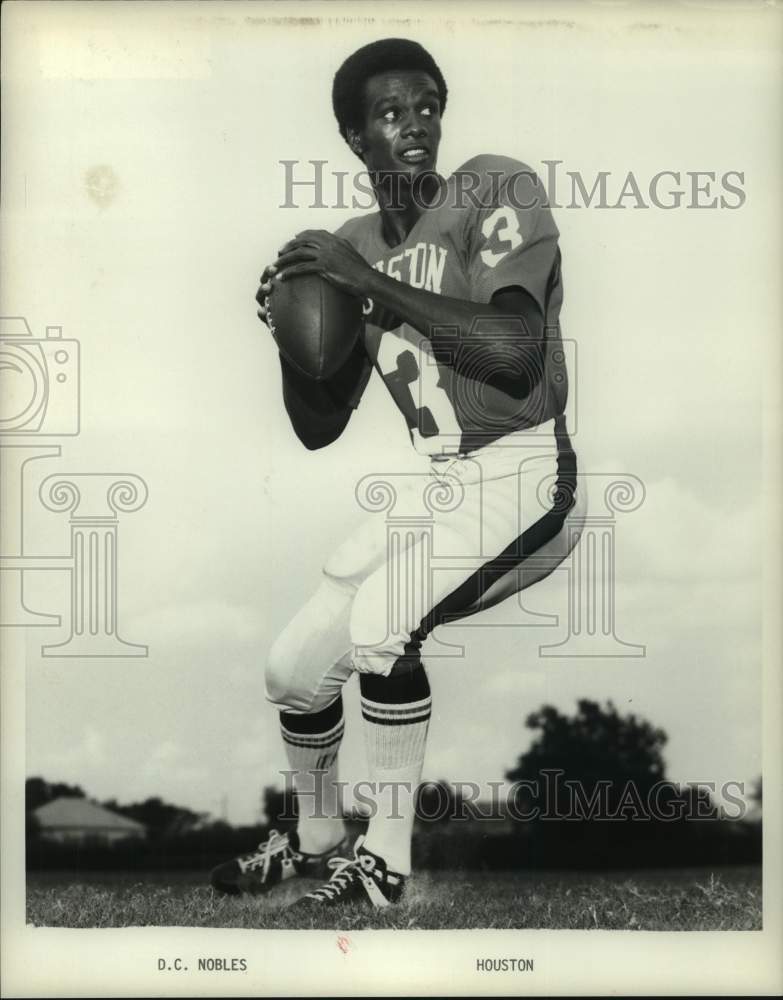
[616,474,760,583]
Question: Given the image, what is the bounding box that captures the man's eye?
[382,109,397,122]
[421,105,438,117]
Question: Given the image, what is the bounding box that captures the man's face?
[353,70,442,182]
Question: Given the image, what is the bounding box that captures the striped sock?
[280,696,347,855]
[360,661,432,876]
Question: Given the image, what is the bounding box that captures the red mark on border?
[337,935,351,954]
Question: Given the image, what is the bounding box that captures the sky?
[3,4,780,825]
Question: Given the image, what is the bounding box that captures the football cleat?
[290,839,405,910]
[210,828,349,896]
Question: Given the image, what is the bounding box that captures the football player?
[211,38,586,909]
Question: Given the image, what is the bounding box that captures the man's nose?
[401,111,428,138]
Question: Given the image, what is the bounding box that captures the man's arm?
[363,273,545,400]
[279,337,372,450]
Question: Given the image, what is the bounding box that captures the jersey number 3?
[480,206,523,268]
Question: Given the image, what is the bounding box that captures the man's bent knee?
[265,619,353,715]
[265,665,334,714]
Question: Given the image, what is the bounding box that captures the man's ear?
[347,128,364,157]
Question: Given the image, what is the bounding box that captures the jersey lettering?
[375,242,448,293]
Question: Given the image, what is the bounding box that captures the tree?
[49,781,86,800]
[506,699,667,836]
[505,699,669,818]
[25,778,51,813]
[415,779,460,825]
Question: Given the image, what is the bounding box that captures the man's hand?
[255,262,278,326]
[274,230,374,299]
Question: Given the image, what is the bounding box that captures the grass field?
[27,865,761,931]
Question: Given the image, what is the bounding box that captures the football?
[267,274,363,381]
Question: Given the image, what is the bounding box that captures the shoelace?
[241,829,297,877]
[307,853,377,901]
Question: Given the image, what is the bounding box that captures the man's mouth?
[399,147,430,164]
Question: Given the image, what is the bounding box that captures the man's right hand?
[255,262,278,326]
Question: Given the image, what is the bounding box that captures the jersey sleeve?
[460,156,559,313]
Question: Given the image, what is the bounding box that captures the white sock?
[280,696,347,855]
[359,663,431,876]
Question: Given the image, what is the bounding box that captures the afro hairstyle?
[332,38,447,155]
